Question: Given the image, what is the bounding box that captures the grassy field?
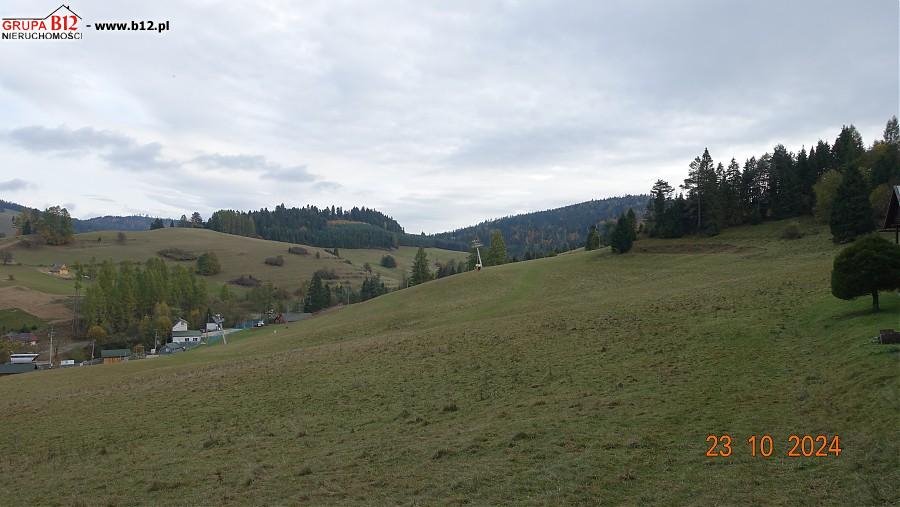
[0,219,897,505]
[0,308,45,334]
[0,264,76,295]
[2,228,466,293]
[341,246,470,285]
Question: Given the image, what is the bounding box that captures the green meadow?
[1,228,466,294]
[0,220,897,505]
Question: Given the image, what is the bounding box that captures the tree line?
[15,206,74,245]
[644,117,899,243]
[77,258,209,348]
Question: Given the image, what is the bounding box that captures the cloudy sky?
[1,0,897,233]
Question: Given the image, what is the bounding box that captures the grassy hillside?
[2,228,467,293]
[0,220,897,505]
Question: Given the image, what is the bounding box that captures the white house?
[205,314,224,332]
[172,318,189,333]
[171,330,202,344]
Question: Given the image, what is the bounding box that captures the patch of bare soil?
[0,286,72,322]
[634,243,762,254]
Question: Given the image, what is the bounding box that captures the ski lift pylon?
[471,239,483,271]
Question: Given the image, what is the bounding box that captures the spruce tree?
[486,230,508,265]
[585,225,601,251]
[830,167,874,243]
[304,272,330,312]
[409,247,431,286]
[609,214,633,254]
[625,209,637,241]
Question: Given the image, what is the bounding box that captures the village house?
[48,263,69,276]
[0,353,39,376]
[206,314,225,331]
[171,318,189,332]
[172,330,202,344]
[2,332,38,347]
[101,349,130,364]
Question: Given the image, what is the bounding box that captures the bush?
[19,235,46,249]
[288,246,308,256]
[157,248,198,261]
[264,255,284,267]
[380,255,397,268]
[780,224,803,240]
[196,252,222,275]
[314,268,338,280]
[229,275,261,287]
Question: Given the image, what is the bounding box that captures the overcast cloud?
[0,0,896,232]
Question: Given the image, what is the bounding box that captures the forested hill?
[73,215,163,233]
[0,201,163,233]
[206,204,417,250]
[433,195,650,257]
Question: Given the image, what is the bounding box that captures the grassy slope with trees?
[2,228,466,294]
[0,219,896,505]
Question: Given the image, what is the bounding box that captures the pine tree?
[304,272,331,312]
[830,167,874,243]
[649,179,674,236]
[832,125,865,169]
[585,225,601,251]
[409,247,432,286]
[486,230,508,265]
[884,116,899,145]
[609,214,633,254]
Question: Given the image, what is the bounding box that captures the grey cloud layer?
[0,0,896,231]
[8,126,173,170]
[6,125,329,185]
[0,178,34,191]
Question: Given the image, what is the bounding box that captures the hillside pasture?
[0,220,896,505]
[6,228,468,293]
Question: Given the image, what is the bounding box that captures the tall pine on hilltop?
[486,230,508,266]
[609,214,633,254]
[409,247,432,286]
[585,225,601,251]
[830,166,874,243]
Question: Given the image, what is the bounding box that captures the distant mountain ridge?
[73,215,168,233]
[432,195,651,257]
[1,195,652,255]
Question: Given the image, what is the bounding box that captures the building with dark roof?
[100,349,130,364]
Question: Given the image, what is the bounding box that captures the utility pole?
[48,325,54,369]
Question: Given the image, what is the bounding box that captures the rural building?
[172,318,189,332]
[883,185,900,243]
[205,314,224,332]
[3,332,38,347]
[1,353,39,376]
[48,263,69,276]
[101,349,130,364]
[172,330,202,344]
[9,353,40,364]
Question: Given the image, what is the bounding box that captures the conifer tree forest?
[644,117,899,244]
